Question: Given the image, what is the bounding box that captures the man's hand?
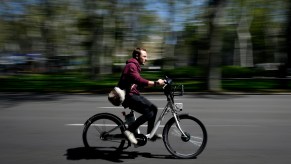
[149,79,165,87]
[156,79,165,86]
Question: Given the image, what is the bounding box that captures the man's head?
[132,47,147,65]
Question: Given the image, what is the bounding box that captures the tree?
[235,0,253,67]
[207,0,226,91]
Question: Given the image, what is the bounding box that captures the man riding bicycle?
[118,47,165,144]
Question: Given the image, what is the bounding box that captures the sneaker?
[123,130,138,144]
[149,134,163,141]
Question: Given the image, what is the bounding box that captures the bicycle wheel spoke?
[189,136,202,147]
[102,119,106,131]
[171,128,181,136]
[92,124,103,134]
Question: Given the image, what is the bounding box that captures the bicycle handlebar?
[162,76,184,97]
[164,76,173,85]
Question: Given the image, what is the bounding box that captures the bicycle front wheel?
[163,114,207,159]
[82,113,126,152]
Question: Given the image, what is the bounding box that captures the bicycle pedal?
[135,134,147,146]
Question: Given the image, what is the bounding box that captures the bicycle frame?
[146,100,173,139]
[146,90,186,139]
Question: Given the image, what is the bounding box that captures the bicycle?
[82,77,207,159]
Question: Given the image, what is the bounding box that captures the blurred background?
[0,0,290,93]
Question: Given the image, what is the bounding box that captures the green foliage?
[222,79,279,91]
[0,74,107,92]
[0,70,290,93]
[222,66,260,78]
[161,66,206,78]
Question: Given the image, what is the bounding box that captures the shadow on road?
[65,147,182,162]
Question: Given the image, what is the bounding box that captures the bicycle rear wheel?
[163,114,207,159]
[82,113,126,152]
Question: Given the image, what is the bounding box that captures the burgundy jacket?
[118,58,149,96]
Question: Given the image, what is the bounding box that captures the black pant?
[123,94,158,134]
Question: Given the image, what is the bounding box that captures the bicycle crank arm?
[102,134,126,140]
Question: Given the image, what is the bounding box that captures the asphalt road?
[0,93,291,164]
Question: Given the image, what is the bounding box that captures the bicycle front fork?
[173,114,188,137]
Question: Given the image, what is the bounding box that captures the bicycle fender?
[84,112,125,128]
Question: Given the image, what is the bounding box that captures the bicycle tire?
[163,114,207,159]
[82,113,126,152]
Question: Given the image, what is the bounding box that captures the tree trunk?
[236,12,253,67]
[207,0,225,92]
[42,0,56,72]
[287,0,291,68]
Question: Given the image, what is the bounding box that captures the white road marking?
[148,99,183,101]
[207,125,260,127]
[66,124,164,127]
[99,107,123,109]
[99,107,165,110]
[65,124,259,127]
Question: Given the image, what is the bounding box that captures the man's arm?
[148,79,165,87]
[127,63,165,87]
[127,63,148,86]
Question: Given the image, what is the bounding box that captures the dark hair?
[132,47,146,58]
